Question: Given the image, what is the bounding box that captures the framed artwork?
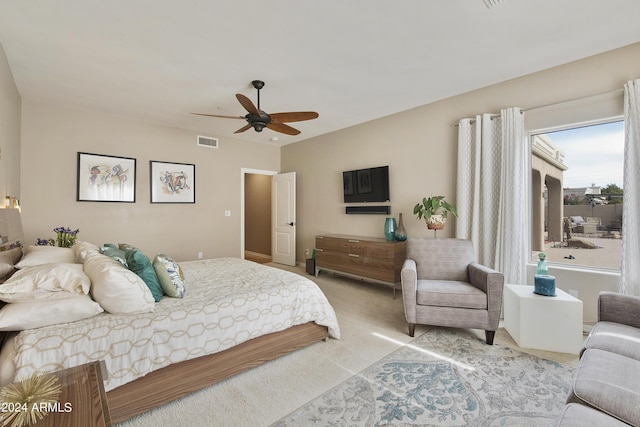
[357,169,372,194]
[77,152,136,202]
[150,161,195,204]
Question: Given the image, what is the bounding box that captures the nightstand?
[35,361,111,427]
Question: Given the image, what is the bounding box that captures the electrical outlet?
[198,252,203,259]
[224,210,231,217]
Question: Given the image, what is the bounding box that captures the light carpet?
[118,264,578,426]
[272,328,574,426]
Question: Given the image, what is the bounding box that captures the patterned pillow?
[125,249,163,302]
[153,254,185,298]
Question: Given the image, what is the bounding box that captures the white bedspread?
[10,258,340,391]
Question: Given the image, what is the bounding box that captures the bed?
[0,241,340,423]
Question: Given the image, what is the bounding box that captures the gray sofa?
[556,291,640,426]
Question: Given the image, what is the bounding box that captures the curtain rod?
[456,87,624,125]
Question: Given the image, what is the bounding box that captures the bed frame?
[106,321,328,423]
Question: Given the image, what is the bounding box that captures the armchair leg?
[408,323,415,337]
[485,330,495,345]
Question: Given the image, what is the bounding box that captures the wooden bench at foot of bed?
[107,322,329,423]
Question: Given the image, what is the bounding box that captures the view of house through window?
[530,120,624,270]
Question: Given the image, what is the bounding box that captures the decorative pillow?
[153,254,186,298]
[0,263,90,303]
[100,245,128,267]
[125,249,162,302]
[84,253,154,314]
[15,245,75,269]
[0,295,103,331]
[0,247,23,281]
[73,240,100,264]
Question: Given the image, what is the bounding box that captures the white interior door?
[272,172,296,266]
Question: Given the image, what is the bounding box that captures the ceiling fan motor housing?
[246,111,271,132]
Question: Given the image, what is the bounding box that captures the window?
[530,120,624,270]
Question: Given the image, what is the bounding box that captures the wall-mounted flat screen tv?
[342,166,390,203]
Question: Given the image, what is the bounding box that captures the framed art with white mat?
[77,152,136,202]
[150,161,195,204]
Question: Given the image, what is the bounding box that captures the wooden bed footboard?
[107,322,328,423]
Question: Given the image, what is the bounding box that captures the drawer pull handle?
[317,236,324,239]
[316,248,324,252]
[348,253,359,258]
[348,239,360,243]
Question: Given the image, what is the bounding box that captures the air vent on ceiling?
[197,135,218,149]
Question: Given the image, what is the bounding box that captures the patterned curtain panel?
[621,79,640,296]
[456,108,527,286]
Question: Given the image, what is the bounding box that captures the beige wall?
[244,173,271,255]
[0,43,21,202]
[283,42,640,322]
[283,42,640,264]
[20,101,280,261]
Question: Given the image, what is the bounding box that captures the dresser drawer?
[315,251,395,283]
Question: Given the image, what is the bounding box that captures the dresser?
[315,234,406,296]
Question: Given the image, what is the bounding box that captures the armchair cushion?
[416,280,487,309]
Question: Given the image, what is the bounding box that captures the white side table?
[504,284,583,354]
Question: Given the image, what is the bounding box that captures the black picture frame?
[77,152,136,202]
[150,161,196,204]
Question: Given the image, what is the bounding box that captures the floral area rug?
[272,329,574,426]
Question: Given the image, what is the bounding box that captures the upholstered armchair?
[401,238,504,344]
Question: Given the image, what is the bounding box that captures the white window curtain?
[456,107,527,286]
[621,79,640,296]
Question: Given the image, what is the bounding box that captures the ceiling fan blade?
[234,123,253,134]
[190,113,245,119]
[236,94,261,116]
[270,111,319,123]
[267,122,301,136]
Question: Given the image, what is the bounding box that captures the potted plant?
[413,196,458,230]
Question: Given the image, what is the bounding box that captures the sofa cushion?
[582,321,640,361]
[556,403,630,427]
[568,349,640,426]
[416,279,487,309]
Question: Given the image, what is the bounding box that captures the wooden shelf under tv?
[314,234,406,297]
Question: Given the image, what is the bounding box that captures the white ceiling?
[1,1,640,146]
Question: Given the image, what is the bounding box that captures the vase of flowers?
[36,227,79,248]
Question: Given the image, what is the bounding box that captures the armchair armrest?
[401,259,418,324]
[469,263,504,329]
[598,291,640,328]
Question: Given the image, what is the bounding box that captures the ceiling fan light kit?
[191,80,319,136]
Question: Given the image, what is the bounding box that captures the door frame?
[240,168,277,259]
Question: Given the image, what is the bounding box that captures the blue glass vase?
[395,213,407,241]
[384,217,397,241]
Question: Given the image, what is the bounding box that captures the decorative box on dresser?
[315,234,406,296]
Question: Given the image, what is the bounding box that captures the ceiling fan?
[191,80,319,136]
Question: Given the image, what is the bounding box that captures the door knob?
[287,222,295,226]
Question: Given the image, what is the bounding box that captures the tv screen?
[343,166,390,203]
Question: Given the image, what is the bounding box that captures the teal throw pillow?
[99,245,128,267]
[125,249,163,302]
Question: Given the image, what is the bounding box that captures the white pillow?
[84,252,155,314]
[15,245,75,269]
[0,295,103,331]
[0,263,90,303]
[73,240,100,264]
